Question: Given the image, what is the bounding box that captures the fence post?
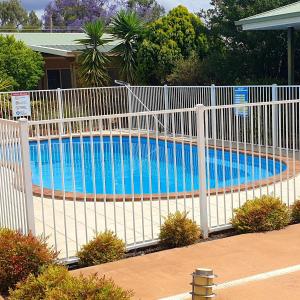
[210,84,217,140]
[164,84,169,129]
[164,84,169,110]
[127,84,132,113]
[196,104,209,238]
[57,88,64,135]
[19,118,35,235]
[272,84,278,147]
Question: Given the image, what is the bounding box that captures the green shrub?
[9,265,133,300]
[77,231,125,266]
[231,195,290,233]
[0,228,57,293]
[291,200,300,223]
[159,211,201,248]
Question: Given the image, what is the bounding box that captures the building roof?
[235,1,300,30]
[0,32,120,57]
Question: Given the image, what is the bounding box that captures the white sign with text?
[12,92,31,118]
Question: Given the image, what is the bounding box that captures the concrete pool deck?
[72,224,300,300]
[33,167,300,258]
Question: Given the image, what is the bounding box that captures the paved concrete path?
[217,270,300,300]
[72,224,300,300]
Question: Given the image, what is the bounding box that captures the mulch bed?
[68,228,238,270]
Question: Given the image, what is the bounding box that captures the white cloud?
[35,9,44,19]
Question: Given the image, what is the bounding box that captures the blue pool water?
[29,137,286,195]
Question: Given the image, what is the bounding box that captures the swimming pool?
[30,136,287,196]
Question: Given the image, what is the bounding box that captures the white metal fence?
[0,85,300,260]
[0,118,34,234]
[204,100,299,230]
[1,84,300,119]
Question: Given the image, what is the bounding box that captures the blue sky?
[21,0,211,17]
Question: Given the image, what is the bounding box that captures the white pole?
[272,84,278,148]
[57,88,64,134]
[164,84,169,131]
[164,84,169,110]
[211,84,217,140]
[19,118,35,235]
[196,104,209,238]
[127,84,132,113]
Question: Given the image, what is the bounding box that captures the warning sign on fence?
[11,92,31,118]
[234,87,249,117]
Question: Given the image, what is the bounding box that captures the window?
[47,69,72,89]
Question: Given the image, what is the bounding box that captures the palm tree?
[76,20,111,87]
[110,10,144,84]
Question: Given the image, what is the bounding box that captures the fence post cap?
[18,117,28,123]
[196,103,205,109]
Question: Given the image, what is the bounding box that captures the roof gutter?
[235,11,300,26]
[30,45,76,57]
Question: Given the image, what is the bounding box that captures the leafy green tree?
[0,35,44,90]
[0,74,13,91]
[166,51,203,85]
[111,10,144,83]
[137,5,208,84]
[24,11,42,30]
[200,0,298,84]
[76,20,111,86]
[127,0,165,22]
[0,0,28,29]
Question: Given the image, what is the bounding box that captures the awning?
[236,2,300,84]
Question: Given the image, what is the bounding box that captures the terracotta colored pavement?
[72,224,300,300]
[217,271,300,300]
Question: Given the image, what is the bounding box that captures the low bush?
[159,211,201,248]
[0,228,57,293]
[77,231,125,266]
[9,265,133,300]
[231,195,290,233]
[291,200,300,223]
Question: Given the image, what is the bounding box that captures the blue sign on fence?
[234,87,249,117]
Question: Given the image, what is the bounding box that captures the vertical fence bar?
[196,104,209,238]
[164,84,169,128]
[19,118,35,234]
[127,84,132,114]
[210,84,217,140]
[164,85,169,110]
[272,84,278,147]
[57,88,64,134]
